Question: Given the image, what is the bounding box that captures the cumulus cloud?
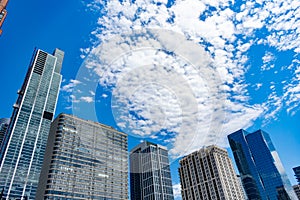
[173,183,181,199]
[76,0,300,157]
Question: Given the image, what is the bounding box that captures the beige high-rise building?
[178,145,245,200]
[0,0,8,35]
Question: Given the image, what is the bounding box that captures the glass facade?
[0,118,10,147]
[0,49,63,199]
[179,145,245,200]
[293,166,300,184]
[36,113,128,200]
[130,141,174,200]
[228,129,296,200]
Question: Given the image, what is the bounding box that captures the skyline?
[0,0,299,199]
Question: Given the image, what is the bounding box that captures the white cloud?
[173,183,182,199]
[61,79,82,92]
[81,0,300,157]
[80,96,94,103]
[102,93,108,98]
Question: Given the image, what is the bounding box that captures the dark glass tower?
[293,166,300,184]
[228,129,296,200]
[130,141,174,200]
[36,113,128,199]
[0,48,63,199]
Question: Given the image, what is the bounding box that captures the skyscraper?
[130,141,174,200]
[293,166,300,184]
[0,118,9,146]
[0,0,8,35]
[0,48,63,199]
[228,129,296,200]
[178,145,245,200]
[36,113,128,199]
[293,166,300,199]
[293,185,300,199]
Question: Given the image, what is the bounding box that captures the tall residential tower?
[130,141,174,200]
[0,48,63,199]
[179,145,245,200]
[228,129,296,200]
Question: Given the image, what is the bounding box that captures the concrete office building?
[228,129,296,200]
[179,145,245,200]
[0,48,63,199]
[130,141,174,200]
[36,113,128,200]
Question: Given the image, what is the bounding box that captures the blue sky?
[1,0,299,199]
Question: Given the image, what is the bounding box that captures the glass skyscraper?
[293,166,300,184]
[0,48,63,199]
[130,141,174,200]
[36,113,128,199]
[228,129,296,200]
[0,118,10,147]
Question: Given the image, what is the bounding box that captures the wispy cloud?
[80,96,94,103]
[61,79,82,92]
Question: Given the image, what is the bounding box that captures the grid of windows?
[0,118,9,147]
[36,114,128,200]
[293,184,300,199]
[130,141,174,200]
[179,145,245,200]
[293,166,300,184]
[0,49,63,199]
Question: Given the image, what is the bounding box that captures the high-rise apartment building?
[36,113,128,199]
[228,129,296,200]
[0,48,63,199]
[0,118,9,146]
[178,145,245,200]
[0,0,8,35]
[130,141,174,200]
[294,166,300,184]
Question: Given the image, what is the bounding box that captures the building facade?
[294,166,300,184]
[0,49,63,199]
[0,118,10,146]
[293,185,300,199]
[130,141,174,200]
[36,113,128,200]
[228,129,296,200]
[179,145,245,200]
[0,0,8,35]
